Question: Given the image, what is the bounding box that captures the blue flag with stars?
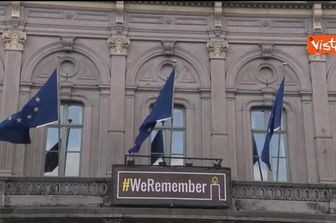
[261,78,285,170]
[0,69,58,144]
[128,67,175,154]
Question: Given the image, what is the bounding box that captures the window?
[151,106,186,166]
[251,108,288,182]
[44,103,83,177]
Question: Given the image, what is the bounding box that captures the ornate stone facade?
[0,1,334,223]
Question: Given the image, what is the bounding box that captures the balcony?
[0,177,335,222]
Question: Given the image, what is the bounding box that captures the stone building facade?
[0,1,335,222]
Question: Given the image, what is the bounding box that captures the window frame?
[250,107,289,182]
[151,104,186,166]
[43,101,84,177]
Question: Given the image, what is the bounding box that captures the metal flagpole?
[169,60,177,165]
[276,127,282,181]
[56,63,62,174]
[276,63,286,181]
[257,155,263,181]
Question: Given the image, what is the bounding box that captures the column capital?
[207,39,228,59]
[309,53,326,62]
[2,30,26,51]
[108,37,130,56]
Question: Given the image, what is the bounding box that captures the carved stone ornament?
[309,53,326,62]
[2,30,26,51]
[207,40,228,59]
[313,3,322,31]
[108,37,130,55]
[260,43,274,58]
[161,41,175,56]
[11,1,21,18]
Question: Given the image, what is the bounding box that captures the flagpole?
[257,156,263,181]
[56,63,62,174]
[169,60,177,165]
[276,63,286,181]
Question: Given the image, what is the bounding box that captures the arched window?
[251,107,288,182]
[150,105,186,166]
[43,102,83,177]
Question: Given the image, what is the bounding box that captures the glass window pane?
[173,109,183,127]
[68,105,82,124]
[46,128,58,150]
[271,158,287,182]
[65,153,80,176]
[251,111,265,129]
[172,131,184,154]
[66,129,81,151]
[270,134,286,157]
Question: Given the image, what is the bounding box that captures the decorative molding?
[260,43,274,58]
[161,41,175,56]
[108,37,130,55]
[313,3,323,31]
[5,180,108,196]
[309,53,326,62]
[2,30,26,51]
[232,182,332,202]
[207,40,228,59]
[116,1,124,24]
[11,1,20,19]
[61,36,75,52]
[213,2,223,37]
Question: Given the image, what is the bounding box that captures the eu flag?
[0,69,58,144]
[128,67,175,154]
[44,142,59,172]
[261,78,285,170]
[151,130,164,164]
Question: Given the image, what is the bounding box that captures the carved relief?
[5,181,108,196]
[207,40,228,59]
[108,37,130,55]
[2,30,26,51]
[232,182,331,202]
[161,41,175,56]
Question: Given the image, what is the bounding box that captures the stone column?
[207,39,232,169]
[106,37,130,175]
[0,30,26,176]
[309,54,335,182]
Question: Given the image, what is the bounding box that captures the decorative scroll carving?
[161,41,175,56]
[260,43,274,58]
[108,37,130,55]
[116,1,124,24]
[2,30,26,51]
[313,3,322,31]
[214,2,223,36]
[309,53,326,62]
[207,40,228,59]
[11,1,20,18]
[5,181,108,196]
[232,182,331,202]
